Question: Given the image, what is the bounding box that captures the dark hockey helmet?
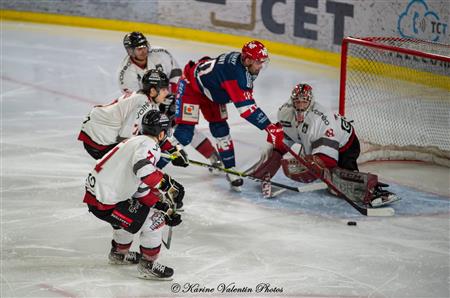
[141,110,171,141]
[141,69,169,94]
[123,32,149,54]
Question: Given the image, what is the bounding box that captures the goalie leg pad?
[330,168,378,205]
[244,145,282,179]
[281,157,317,183]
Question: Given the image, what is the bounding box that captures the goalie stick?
[161,153,327,195]
[283,145,395,217]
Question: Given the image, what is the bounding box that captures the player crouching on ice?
[246,83,399,208]
[82,110,184,280]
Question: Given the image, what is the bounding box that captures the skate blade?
[137,273,173,281]
[230,185,242,192]
[108,260,137,265]
[371,195,401,208]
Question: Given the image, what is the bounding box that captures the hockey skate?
[137,258,174,280]
[208,152,224,175]
[370,183,401,207]
[226,169,244,192]
[108,249,141,265]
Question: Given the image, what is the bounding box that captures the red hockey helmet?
[241,40,269,62]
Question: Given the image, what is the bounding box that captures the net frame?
[339,37,450,166]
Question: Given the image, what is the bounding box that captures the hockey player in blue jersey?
[172,40,284,191]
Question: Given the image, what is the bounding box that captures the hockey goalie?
[246,83,400,208]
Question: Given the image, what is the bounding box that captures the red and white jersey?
[85,135,162,205]
[79,92,158,146]
[117,46,182,93]
[277,102,354,162]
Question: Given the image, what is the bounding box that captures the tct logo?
[398,0,447,42]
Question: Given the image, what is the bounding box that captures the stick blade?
[366,207,395,217]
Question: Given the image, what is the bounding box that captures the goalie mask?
[291,83,314,123]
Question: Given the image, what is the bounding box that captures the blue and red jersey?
[193,52,271,130]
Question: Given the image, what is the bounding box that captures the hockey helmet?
[141,110,171,140]
[123,32,149,55]
[141,69,169,94]
[241,40,269,62]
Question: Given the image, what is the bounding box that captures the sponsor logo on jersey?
[181,103,200,122]
[127,198,143,214]
[149,212,166,230]
[312,109,330,125]
[325,128,335,137]
[302,123,309,133]
[219,104,228,119]
[136,101,151,119]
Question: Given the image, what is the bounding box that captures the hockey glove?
[165,212,182,227]
[265,123,285,152]
[159,94,177,120]
[158,174,185,206]
[153,201,170,212]
[168,146,189,167]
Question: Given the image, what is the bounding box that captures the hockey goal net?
[339,37,450,167]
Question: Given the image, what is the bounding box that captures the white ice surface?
[1,22,449,298]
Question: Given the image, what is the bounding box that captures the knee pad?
[173,124,195,146]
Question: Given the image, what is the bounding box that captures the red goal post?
[339,37,450,166]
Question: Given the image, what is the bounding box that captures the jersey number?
[197,59,216,77]
[94,146,120,173]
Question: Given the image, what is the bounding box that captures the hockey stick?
[161,153,327,194]
[162,222,173,250]
[162,192,178,250]
[283,146,395,216]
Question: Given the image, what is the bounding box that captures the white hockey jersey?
[277,101,354,162]
[79,92,158,146]
[117,46,182,93]
[85,135,162,205]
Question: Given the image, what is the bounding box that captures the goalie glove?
[157,174,185,206]
[168,145,189,168]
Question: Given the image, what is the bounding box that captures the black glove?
[158,174,185,205]
[153,201,170,212]
[165,212,182,227]
[168,146,189,167]
[159,94,176,120]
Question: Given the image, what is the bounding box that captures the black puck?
[347,221,357,226]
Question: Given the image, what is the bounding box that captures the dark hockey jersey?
[194,52,270,130]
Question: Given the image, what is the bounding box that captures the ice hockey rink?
[2,21,449,297]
